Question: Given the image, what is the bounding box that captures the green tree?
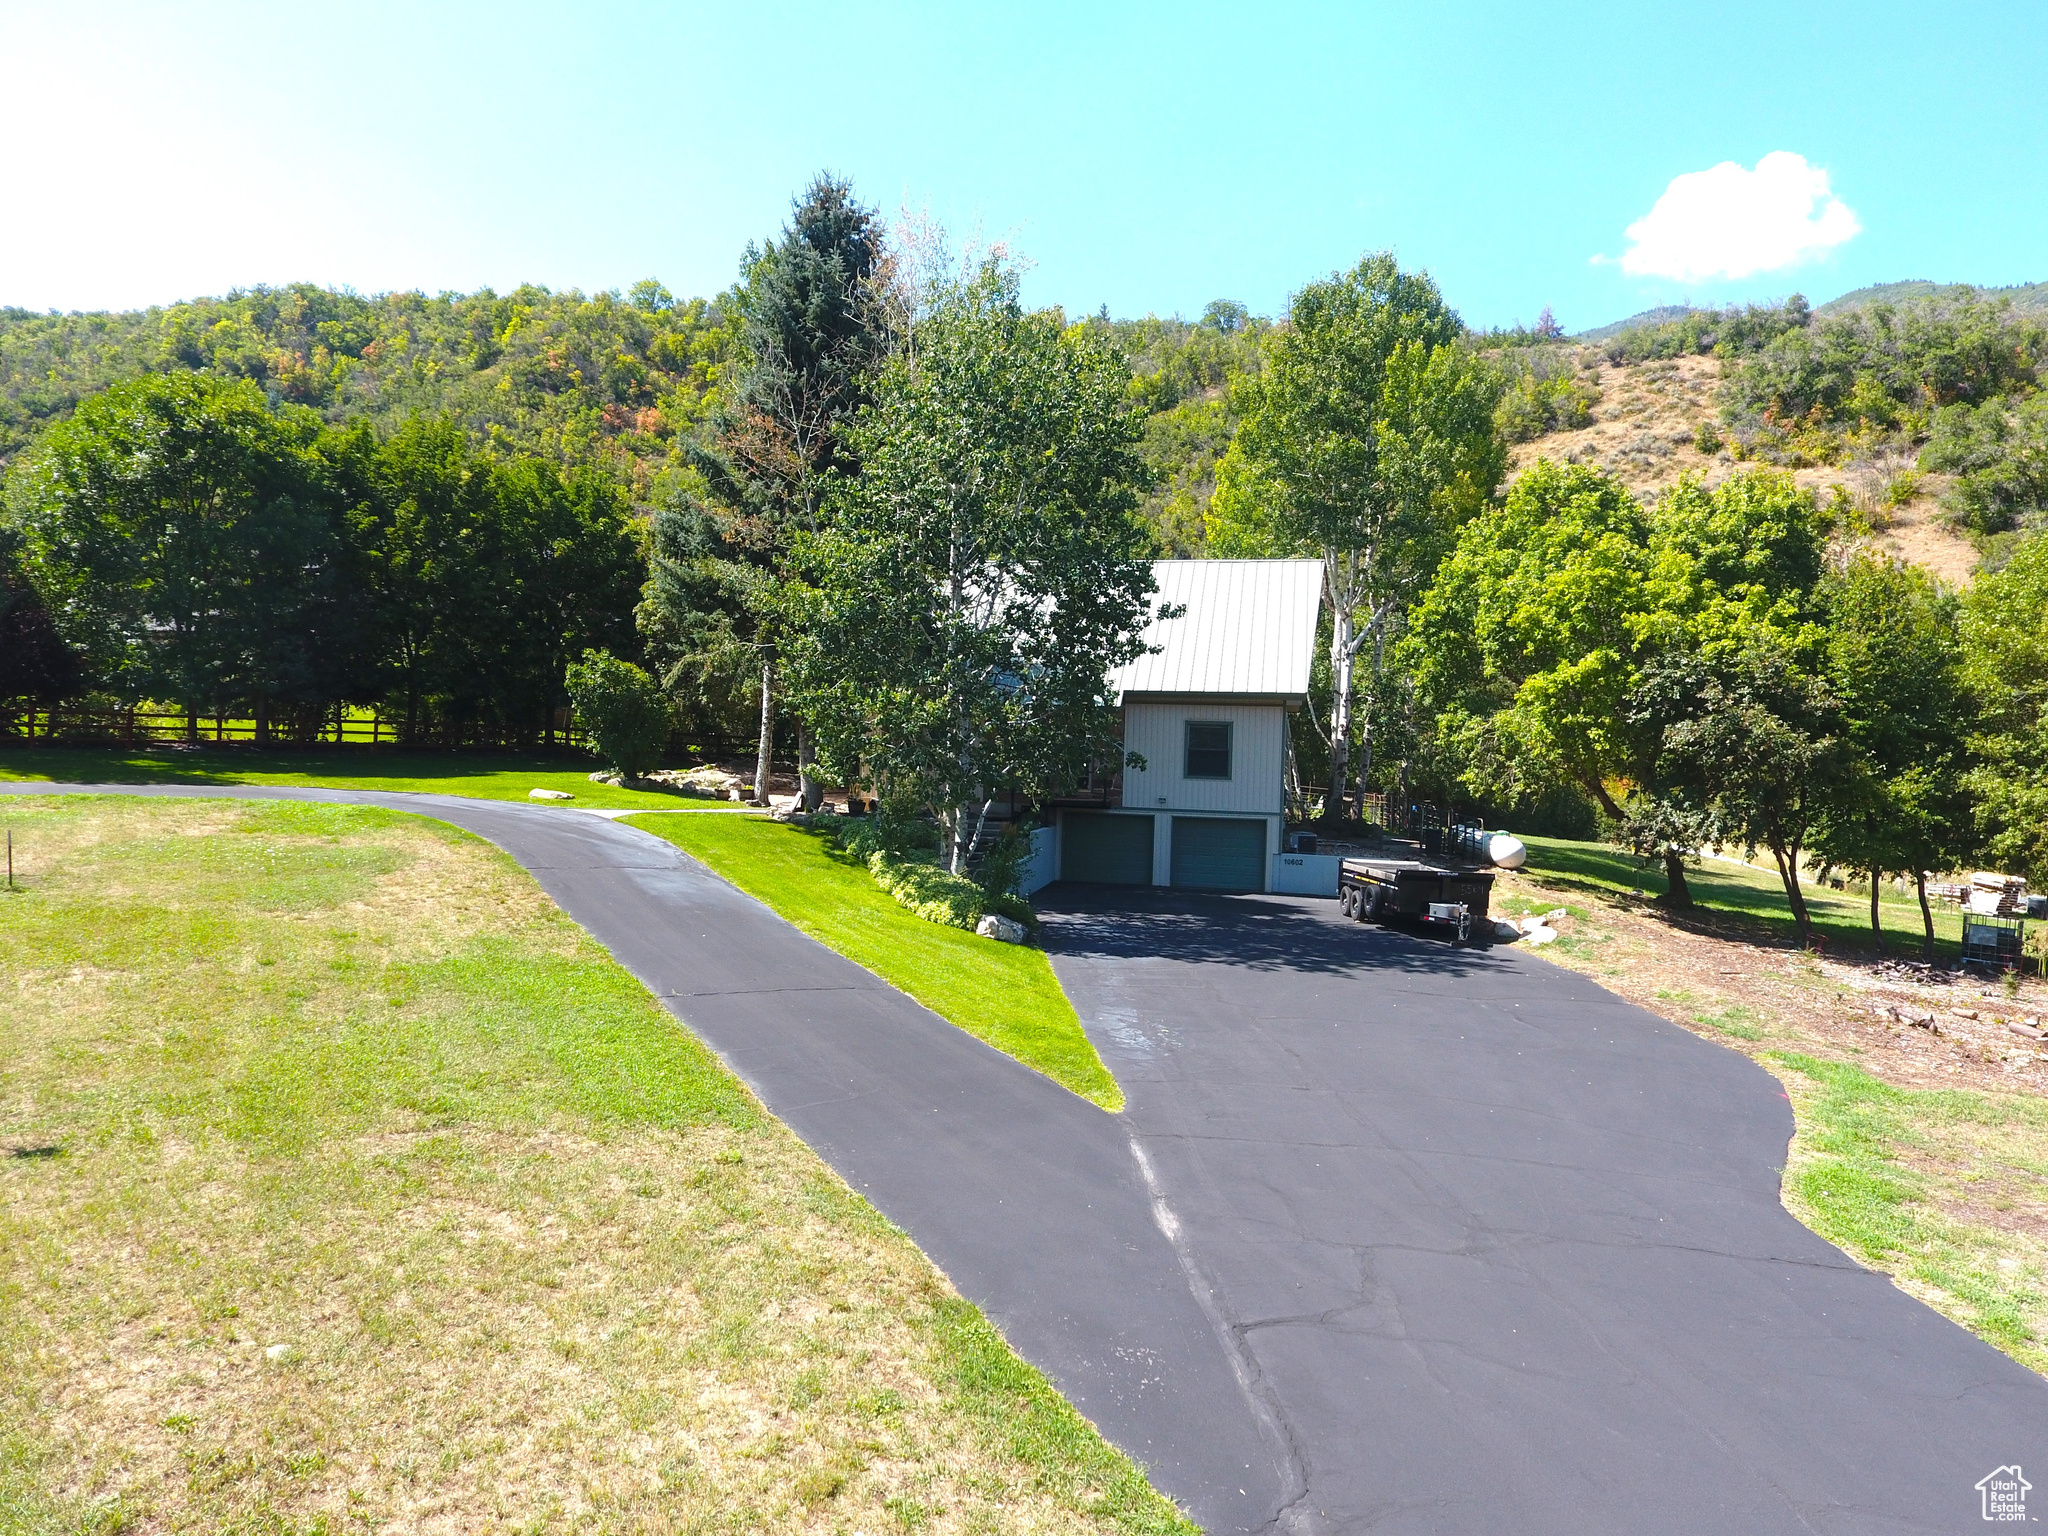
[645,175,888,806]
[0,525,80,723]
[564,650,672,780]
[783,260,1156,872]
[10,373,362,738]
[1629,622,1847,946]
[1406,464,1835,911]
[1406,461,1649,818]
[1960,534,2048,883]
[1812,554,1974,956]
[349,419,640,746]
[1214,253,1505,824]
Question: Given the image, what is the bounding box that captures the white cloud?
[1613,152,1861,283]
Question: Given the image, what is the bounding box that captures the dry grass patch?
[1505,352,1982,586]
[0,796,1193,1534]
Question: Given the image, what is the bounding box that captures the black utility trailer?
[1338,857,1495,944]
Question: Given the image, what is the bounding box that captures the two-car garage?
[1058,810,1271,893]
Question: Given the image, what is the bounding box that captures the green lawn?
[1519,834,1980,959]
[627,814,1123,1111]
[0,742,747,812]
[0,795,1189,1534]
[1772,1052,2048,1372]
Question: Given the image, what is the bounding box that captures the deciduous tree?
[1213,254,1504,824]
[784,260,1156,872]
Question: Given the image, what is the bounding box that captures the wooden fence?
[0,705,589,751]
[0,705,764,766]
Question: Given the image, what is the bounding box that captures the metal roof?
[1111,559,1325,702]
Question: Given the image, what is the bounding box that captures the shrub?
[840,819,1034,932]
[1493,357,1597,443]
[864,847,1035,931]
[973,823,1034,900]
[564,650,671,779]
[1922,395,2048,534]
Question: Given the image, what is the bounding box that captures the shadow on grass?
[1517,837,1965,966]
[0,744,718,805]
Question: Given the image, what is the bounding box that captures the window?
[1184,720,1232,780]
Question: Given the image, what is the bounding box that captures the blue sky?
[3,1,2043,331]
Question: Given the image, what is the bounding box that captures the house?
[1053,558,1325,894]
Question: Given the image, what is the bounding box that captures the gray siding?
[1121,702,1286,816]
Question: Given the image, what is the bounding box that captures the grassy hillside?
[1816,278,2048,317]
[1496,348,1981,583]
[1500,282,2048,583]
[1572,303,1702,342]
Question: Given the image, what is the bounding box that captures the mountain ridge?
[1575,278,2048,342]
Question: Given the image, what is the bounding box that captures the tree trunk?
[1916,870,1935,963]
[1582,774,1623,821]
[753,657,774,806]
[1283,711,1303,820]
[185,708,198,745]
[798,722,822,814]
[1772,844,1814,946]
[1662,848,1694,909]
[1354,626,1383,813]
[1869,867,1887,956]
[1325,591,1354,830]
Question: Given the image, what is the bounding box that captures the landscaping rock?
[528,788,574,801]
[976,914,1028,945]
[645,766,747,799]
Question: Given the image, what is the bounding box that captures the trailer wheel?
[1339,887,1355,918]
[1362,884,1384,922]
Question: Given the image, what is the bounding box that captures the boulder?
[976,913,1028,944]
[645,765,748,799]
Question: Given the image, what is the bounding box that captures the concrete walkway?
[11,784,2047,1533]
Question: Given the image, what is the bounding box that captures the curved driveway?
[10,785,2046,1533]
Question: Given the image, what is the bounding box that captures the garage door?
[1061,812,1153,885]
[1170,816,1267,892]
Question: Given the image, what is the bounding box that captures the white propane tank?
[1487,833,1528,870]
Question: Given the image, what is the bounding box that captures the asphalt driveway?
[1040,885,2048,1533]
[11,785,2046,1532]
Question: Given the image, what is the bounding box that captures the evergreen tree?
[640,174,887,805]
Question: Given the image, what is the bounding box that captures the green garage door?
[1061,812,1154,885]
[1171,816,1267,892]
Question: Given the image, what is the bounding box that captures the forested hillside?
[1082,302,1266,553]
[0,282,733,499]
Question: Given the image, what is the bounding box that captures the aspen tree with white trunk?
[1209,253,1506,827]
[782,257,1158,873]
